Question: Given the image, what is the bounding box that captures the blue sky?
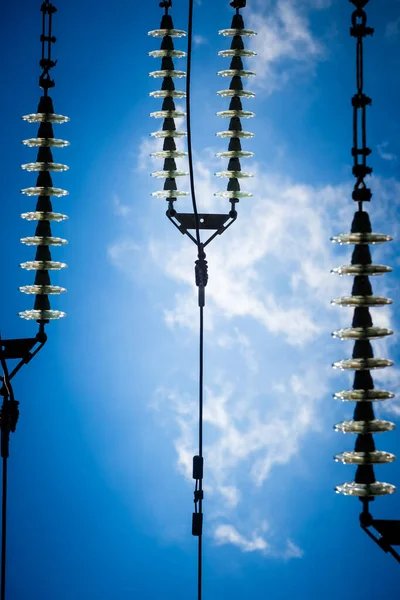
[1,0,400,598]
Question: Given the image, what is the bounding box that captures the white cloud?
[193,35,208,46]
[112,194,132,217]
[378,142,397,163]
[385,18,400,39]
[214,524,304,559]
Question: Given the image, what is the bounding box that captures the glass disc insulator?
[333,358,394,371]
[218,49,257,57]
[214,191,253,198]
[216,130,255,139]
[148,29,187,38]
[20,260,67,271]
[149,70,186,78]
[335,481,396,497]
[218,28,257,37]
[216,110,255,118]
[151,130,187,139]
[20,236,67,246]
[22,113,70,124]
[215,171,253,179]
[217,89,255,98]
[334,419,396,434]
[334,390,395,402]
[21,211,68,222]
[150,110,186,119]
[332,296,392,307]
[334,451,396,465]
[151,190,189,198]
[151,151,188,159]
[21,186,68,197]
[331,233,392,245]
[148,50,187,58]
[332,264,392,276]
[20,284,66,294]
[151,170,188,178]
[149,90,186,99]
[332,327,394,340]
[19,309,66,320]
[22,138,70,148]
[217,69,255,78]
[21,162,69,172]
[216,151,254,159]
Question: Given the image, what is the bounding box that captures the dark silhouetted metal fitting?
[160,14,174,29]
[193,455,204,480]
[38,95,55,114]
[161,56,175,71]
[352,340,374,359]
[192,513,203,536]
[228,157,241,171]
[35,220,52,237]
[36,195,53,212]
[228,137,242,152]
[229,116,242,131]
[332,264,391,276]
[349,0,370,9]
[352,147,371,158]
[351,244,372,265]
[163,178,177,191]
[354,401,375,422]
[163,117,176,131]
[36,170,53,188]
[37,122,55,139]
[353,164,372,178]
[162,96,176,111]
[229,96,243,111]
[164,157,177,171]
[335,389,394,402]
[227,178,240,192]
[37,147,54,163]
[352,187,372,202]
[351,210,372,233]
[230,75,243,90]
[35,245,52,261]
[351,92,372,108]
[231,35,244,50]
[161,76,175,91]
[334,419,395,434]
[230,56,244,70]
[355,434,376,452]
[231,13,245,29]
[34,294,51,311]
[353,369,374,390]
[161,35,174,50]
[334,357,394,370]
[163,137,177,151]
[356,465,376,485]
[352,276,373,296]
[352,306,373,328]
[332,295,392,307]
[34,270,51,286]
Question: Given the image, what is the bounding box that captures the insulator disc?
[333,358,394,371]
[21,162,69,172]
[149,69,186,78]
[332,296,392,307]
[151,190,189,198]
[217,69,255,78]
[331,233,392,245]
[150,110,186,118]
[334,451,396,465]
[218,28,257,37]
[217,89,255,98]
[332,264,392,276]
[151,170,188,178]
[214,191,253,198]
[216,110,255,118]
[22,138,70,148]
[20,285,66,294]
[148,29,187,38]
[335,481,396,497]
[21,186,68,197]
[148,50,187,58]
[150,151,188,158]
[218,49,257,57]
[20,260,67,271]
[149,90,186,98]
[334,419,396,434]
[21,211,68,222]
[19,309,66,320]
[215,170,253,178]
[151,130,187,138]
[332,327,394,340]
[22,113,70,124]
[20,236,67,246]
[216,130,255,139]
[216,151,255,159]
[334,390,395,402]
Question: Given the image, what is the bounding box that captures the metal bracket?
[175,213,230,232]
[0,335,47,396]
[361,517,400,564]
